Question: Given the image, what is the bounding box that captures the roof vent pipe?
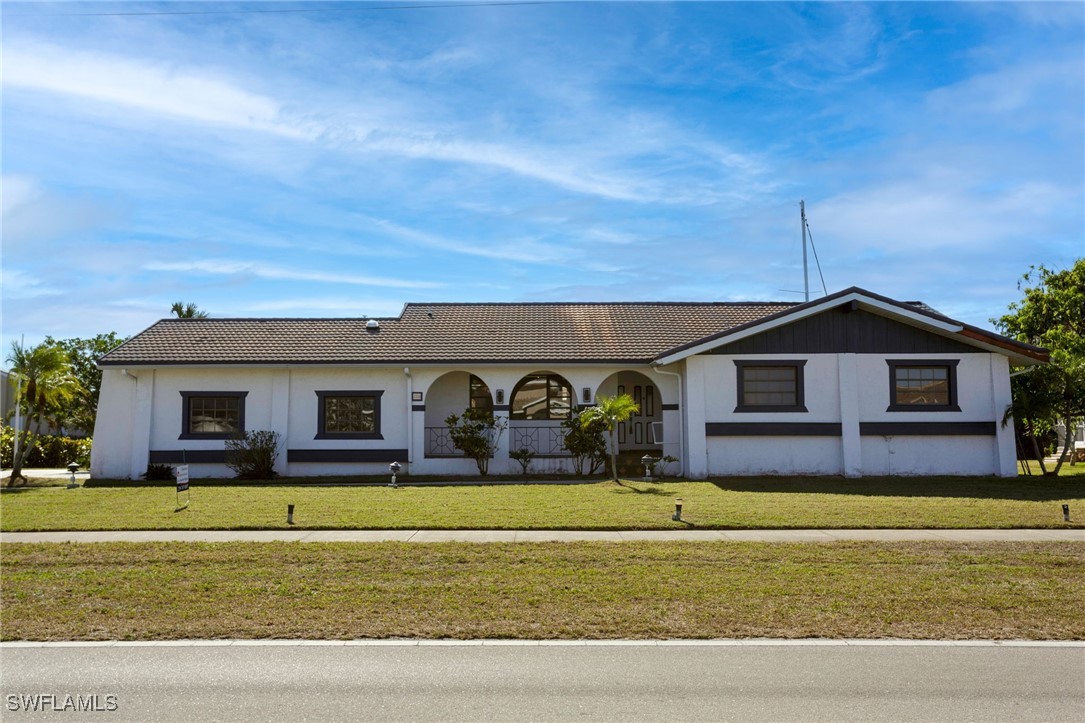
[366,319,380,331]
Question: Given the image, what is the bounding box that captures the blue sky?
[2,1,1083,356]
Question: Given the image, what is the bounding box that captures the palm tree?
[5,341,82,485]
[579,393,640,482]
[170,302,208,318]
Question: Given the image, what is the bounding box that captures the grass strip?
[2,478,1082,531]
[2,541,1082,641]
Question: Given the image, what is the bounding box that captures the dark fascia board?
[652,286,1049,365]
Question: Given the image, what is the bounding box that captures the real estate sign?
[175,465,190,492]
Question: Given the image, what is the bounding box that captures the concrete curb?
[2,638,1082,648]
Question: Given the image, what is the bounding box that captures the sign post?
[175,464,190,510]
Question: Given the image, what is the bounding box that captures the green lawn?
[1,476,1081,531]
[3,541,1081,641]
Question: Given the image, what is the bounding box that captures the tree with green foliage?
[579,393,640,482]
[170,302,208,318]
[562,410,607,476]
[996,259,1085,476]
[5,341,83,485]
[445,408,507,475]
[43,332,127,435]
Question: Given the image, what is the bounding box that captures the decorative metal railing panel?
[511,425,570,456]
[425,426,462,457]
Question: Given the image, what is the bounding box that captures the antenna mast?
[801,199,809,302]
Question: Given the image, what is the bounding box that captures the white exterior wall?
[697,354,844,477]
[90,346,1016,480]
[149,368,276,478]
[692,351,1013,478]
[286,367,409,477]
[91,369,138,478]
[91,362,681,479]
[854,353,1002,476]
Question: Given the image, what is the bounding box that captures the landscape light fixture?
[287,504,295,525]
[673,498,683,522]
[641,454,656,481]
[389,461,402,488]
[66,462,80,489]
[1064,504,1071,522]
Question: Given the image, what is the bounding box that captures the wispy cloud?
[0,268,63,300]
[353,213,569,264]
[234,296,406,318]
[1,174,125,245]
[3,41,316,139]
[143,260,443,289]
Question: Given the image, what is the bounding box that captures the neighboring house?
[1055,421,1085,461]
[0,370,14,427]
[91,287,1047,480]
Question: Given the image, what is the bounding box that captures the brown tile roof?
[98,302,799,366]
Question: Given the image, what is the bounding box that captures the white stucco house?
[91,287,1047,480]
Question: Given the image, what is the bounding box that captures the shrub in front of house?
[224,430,282,479]
[1,427,92,469]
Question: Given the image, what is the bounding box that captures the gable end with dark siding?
[706,307,979,356]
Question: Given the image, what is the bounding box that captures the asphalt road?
[2,642,1083,722]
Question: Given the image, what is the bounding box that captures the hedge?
[0,427,92,469]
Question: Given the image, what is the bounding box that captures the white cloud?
[355,214,569,265]
[1,176,125,246]
[1,268,62,299]
[143,260,443,289]
[235,297,406,317]
[362,133,651,203]
[1,175,41,215]
[2,41,316,140]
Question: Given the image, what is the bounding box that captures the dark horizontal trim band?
[288,449,408,463]
[149,450,227,464]
[860,422,996,436]
[313,433,384,440]
[661,404,680,411]
[411,405,425,412]
[706,423,842,437]
[493,405,511,412]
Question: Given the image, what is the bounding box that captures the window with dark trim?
[887,360,960,411]
[179,391,248,439]
[315,390,384,439]
[469,375,493,413]
[510,374,573,420]
[734,361,807,413]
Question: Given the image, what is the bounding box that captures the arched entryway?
[595,371,663,453]
[508,371,575,456]
[423,371,493,456]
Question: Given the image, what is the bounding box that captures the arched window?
[469,374,493,414]
[510,374,573,420]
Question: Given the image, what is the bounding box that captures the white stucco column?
[270,369,290,475]
[684,357,708,479]
[493,410,511,475]
[130,369,155,480]
[838,353,862,478]
[991,355,1018,477]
